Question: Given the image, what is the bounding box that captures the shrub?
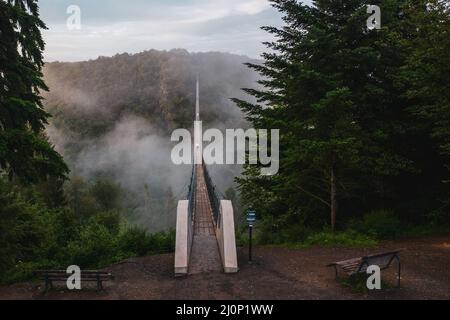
[88,211,121,235]
[88,179,123,212]
[118,228,175,257]
[0,176,176,284]
[427,207,450,227]
[348,210,401,239]
[253,217,310,245]
[304,230,377,247]
[66,223,120,269]
[0,179,55,281]
[147,231,176,254]
[2,260,58,284]
[235,227,249,247]
[399,224,450,238]
[118,227,153,256]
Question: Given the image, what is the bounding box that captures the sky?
[38,0,303,62]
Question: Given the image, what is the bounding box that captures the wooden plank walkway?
[189,165,223,275]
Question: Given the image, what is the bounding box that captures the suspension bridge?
[174,77,238,276]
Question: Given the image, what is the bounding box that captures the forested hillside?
[42,50,259,231]
[1,35,259,282]
[43,49,258,136]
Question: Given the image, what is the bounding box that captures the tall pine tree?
[0,0,68,183]
[233,0,420,232]
[398,0,450,222]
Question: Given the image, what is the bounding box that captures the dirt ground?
[0,236,449,300]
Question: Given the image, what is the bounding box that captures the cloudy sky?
[38,0,307,62]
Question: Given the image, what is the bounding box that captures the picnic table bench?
[35,270,114,291]
[327,250,401,288]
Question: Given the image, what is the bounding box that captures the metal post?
[396,255,401,289]
[249,225,253,264]
[246,209,256,264]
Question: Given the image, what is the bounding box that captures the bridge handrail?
[187,164,196,221]
[203,163,222,226]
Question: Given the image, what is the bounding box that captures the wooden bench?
[35,270,114,291]
[327,250,401,288]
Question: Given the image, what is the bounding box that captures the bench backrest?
[35,270,113,280]
[359,251,400,272]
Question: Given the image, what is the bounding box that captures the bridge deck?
[189,165,223,275]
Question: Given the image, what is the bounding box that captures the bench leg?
[97,280,103,291]
[45,279,53,293]
[333,265,339,279]
[393,255,401,288]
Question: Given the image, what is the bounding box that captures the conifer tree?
[233,0,418,231]
[0,0,68,183]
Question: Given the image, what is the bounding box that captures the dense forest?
[234,0,450,245]
[1,0,449,284]
[0,0,258,283]
[42,50,259,232]
[44,50,258,134]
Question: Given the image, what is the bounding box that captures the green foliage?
[338,273,397,293]
[148,230,176,254]
[235,227,250,247]
[348,210,401,239]
[2,0,450,287]
[400,0,450,160]
[426,207,450,227]
[88,180,123,212]
[0,178,50,279]
[256,220,310,246]
[0,180,21,277]
[304,231,377,248]
[66,177,123,220]
[118,228,154,257]
[397,224,450,238]
[118,227,175,256]
[3,261,58,285]
[0,0,69,183]
[43,50,257,146]
[234,0,450,235]
[236,219,376,248]
[88,211,122,235]
[0,177,175,284]
[337,273,374,294]
[66,223,120,269]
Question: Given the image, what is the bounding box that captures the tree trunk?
[330,163,337,232]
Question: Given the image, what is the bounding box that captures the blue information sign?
[247,209,256,263]
[247,210,256,225]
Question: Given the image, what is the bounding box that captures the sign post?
[247,209,256,264]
